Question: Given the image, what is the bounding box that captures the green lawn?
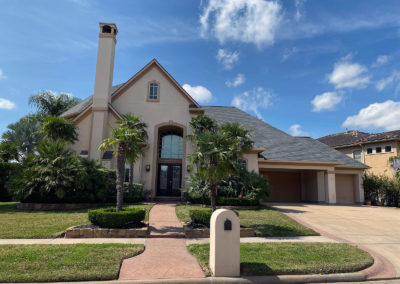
[0,244,143,282]
[176,204,318,237]
[0,202,154,238]
[188,243,373,276]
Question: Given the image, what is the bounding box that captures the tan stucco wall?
[68,111,93,155]
[242,153,259,173]
[337,141,399,177]
[110,65,197,195]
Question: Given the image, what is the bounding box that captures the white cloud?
[282,47,298,61]
[216,49,239,70]
[289,124,308,136]
[372,55,390,68]
[343,100,400,131]
[226,73,245,87]
[328,60,370,89]
[0,98,15,110]
[231,87,273,118]
[182,84,213,103]
[311,91,342,112]
[0,69,7,79]
[375,71,400,94]
[294,0,306,21]
[200,0,282,48]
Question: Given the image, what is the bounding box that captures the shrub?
[363,173,400,206]
[0,162,20,201]
[88,207,145,228]
[189,209,239,227]
[188,166,270,205]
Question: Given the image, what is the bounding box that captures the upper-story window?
[367,148,373,154]
[385,145,392,152]
[376,147,382,153]
[148,82,159,101]
[353,150,361,162]
[159,133,183,159]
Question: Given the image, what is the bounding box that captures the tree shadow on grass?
[250,224,318,237]
[240,262,274,276]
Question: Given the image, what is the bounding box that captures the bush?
[189,209,239,227]
[0,162,20,201]
[188,166,270,205]
[88,207,145,228]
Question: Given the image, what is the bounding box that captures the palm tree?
[99,114,147,211]
[29,91,81,117]
[189,115,253,211]
[40,116,78,143]
[0,141,20,162]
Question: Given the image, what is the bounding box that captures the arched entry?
[154,124,185,197]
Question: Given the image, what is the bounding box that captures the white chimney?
[89,23,118,161]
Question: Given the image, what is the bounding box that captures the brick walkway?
[119,202,204,280]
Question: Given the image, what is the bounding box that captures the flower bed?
[65,223,148,238]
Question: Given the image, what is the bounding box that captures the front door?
[157,163,181,196]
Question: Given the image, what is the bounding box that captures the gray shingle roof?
[203,106,368,168]
[60,83,125,117]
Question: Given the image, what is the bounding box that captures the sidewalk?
[118,202,204,280]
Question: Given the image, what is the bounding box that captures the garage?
[335,174,355,204]
[262,171,302,203]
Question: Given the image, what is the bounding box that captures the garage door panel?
[263,172,301,203]
[335,174,355,204]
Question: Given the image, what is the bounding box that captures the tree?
[39,116,78,143]
[99,114,147,211]
[0,141,20,162]
[29,91,80,117]
[1,115,42,157]
[188,115,253,211]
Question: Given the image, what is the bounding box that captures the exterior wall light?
[146,164,151,172]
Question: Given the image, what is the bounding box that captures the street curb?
[271,205,397,280]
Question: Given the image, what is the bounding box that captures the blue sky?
[1,0,400,138]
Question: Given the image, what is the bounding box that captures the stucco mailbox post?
[210,209,240,277]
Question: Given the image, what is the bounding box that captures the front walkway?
[268,203,399,278]
[119,202,204,280]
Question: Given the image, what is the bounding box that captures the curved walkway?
[268,203,399,279]
[119,202,204,280]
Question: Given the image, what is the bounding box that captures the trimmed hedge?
[188,196,258,206]
[88,207,145,228]
[189,209,239,227]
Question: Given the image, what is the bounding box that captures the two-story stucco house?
[61,23,368,205]
[318,130,400,177]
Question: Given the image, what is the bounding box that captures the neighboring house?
[61,23,368,205]
[318,130,400,177]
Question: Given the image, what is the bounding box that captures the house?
[61,23,368,205]
[318,130,400,177]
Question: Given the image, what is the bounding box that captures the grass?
[176,204,318,237]
[0,244,144,282]
[0,202,154,238]
[188,243,374,276]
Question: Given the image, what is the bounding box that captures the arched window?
[353,150,361,162]
[159,133,183,159]
[148,82,159,101]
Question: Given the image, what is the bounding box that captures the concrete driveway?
[268,203,400,277]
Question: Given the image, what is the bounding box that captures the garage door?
[335,174,355,204]
[262,172,302,202]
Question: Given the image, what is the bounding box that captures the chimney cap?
[99,22,118,36]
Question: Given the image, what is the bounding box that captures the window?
[367,148,373,154]
[376,147,382,153]
[159,134,183,159]
[102,151,113,159]
[353,150,362,162]
[238,159,247,170]
[125,162,130,183]
[385,145,392,152]
[148,82,159,100]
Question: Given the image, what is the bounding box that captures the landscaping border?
[65,223,148,238]
[16,202,154,211]
[183,224,255,238]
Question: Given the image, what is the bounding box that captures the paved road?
[268,203,400,277]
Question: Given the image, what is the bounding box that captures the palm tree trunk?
[128,160,134,193]
[116,142,126,212]
[210,183,217,212]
